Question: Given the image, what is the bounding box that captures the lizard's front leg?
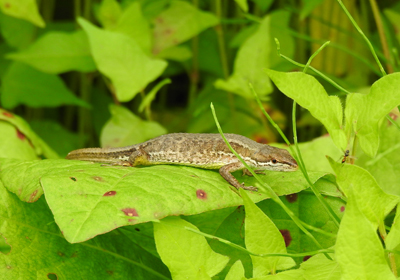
[219,162,258,191]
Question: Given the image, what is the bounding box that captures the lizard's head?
[253,146,298,171]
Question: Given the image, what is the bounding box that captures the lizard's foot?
[242,169,265,177]
[240,183,258,191]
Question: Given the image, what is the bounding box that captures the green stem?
[210,103,330,260]
[185,226,333,258]
[368,0,393,73]
[336,0,386,76]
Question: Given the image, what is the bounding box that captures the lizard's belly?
[146,151,241,169]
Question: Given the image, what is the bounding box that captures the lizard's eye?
[272,159,277,164]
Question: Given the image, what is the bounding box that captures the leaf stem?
[336,0,386,76]
[184,226,334,258]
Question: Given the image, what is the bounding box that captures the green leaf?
[1,62,90,109]
[0,108,59,159]
[234,0,248,12]
[0,12,36,49]
[139,78,171,113]
[78,17,167,102]
[225,260,245,280]
[0,122,38,161]
[0,0,45,27]
[113,2,152,53]
[96,0,122,29]
[252,268,304,279]
[386,203,400,251]
[300,253,340,280]
[298,135,342,173]
[185,207,252,278]
[153,217,229,279]
[0,184,170,279]
[329,158,399,228]
[100,104,167,147]
[152,0,219,54]
[241,189,295,276]
[156,45,192,62]
[345,73,400,157]
[358,120,400,196]
[215,15,273,99]
[266,70,347,151]
[258,190,344,262]
[6,30,96,74]
[1,156,324,243]
[335,189,396,280]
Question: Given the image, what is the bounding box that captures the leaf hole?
[47,273,58,280]
[0,234,11,255]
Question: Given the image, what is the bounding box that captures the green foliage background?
[1,0,400,279]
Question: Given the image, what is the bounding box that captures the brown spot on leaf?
[93,176,103,182]
[122,208,138,217]
[340,206,345,212]
[135,228,140,231]
[29,190,38,202]
[2,111,13,117]
[103,191,116,196]
[4,3,10,8]
[71,252,78,258]
[70,177,77,181]
[285,193,298,203]
[57,251,64,257]
[6,265,11,269]
[106,270,114,275]
[196,189,207,200]
[16,129,25,140]
[279,229,292,247]
[303,255,311,262]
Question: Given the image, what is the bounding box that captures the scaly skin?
[66,133,298,191]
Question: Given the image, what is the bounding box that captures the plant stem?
[336,0,386,76]
[188,0,199,105]
[185,226,333,258]
[368,0,393,73]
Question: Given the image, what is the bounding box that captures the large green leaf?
[335,190,396,280]
[266,70,347,151]
[0,158,326,243]
[153,217,229,279]
[0,183,170,279]
[329,158,399,228]
[100,104,167,147]
[152,0,219,54]
[241,189,295,276]
[78,18,167,102]
[1,62,89,109]
[345,73,400,157]
[215,15,273,99]
[6,30,96,74]
[0,0,45,27]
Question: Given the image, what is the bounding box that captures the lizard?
[65,133,298,191]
